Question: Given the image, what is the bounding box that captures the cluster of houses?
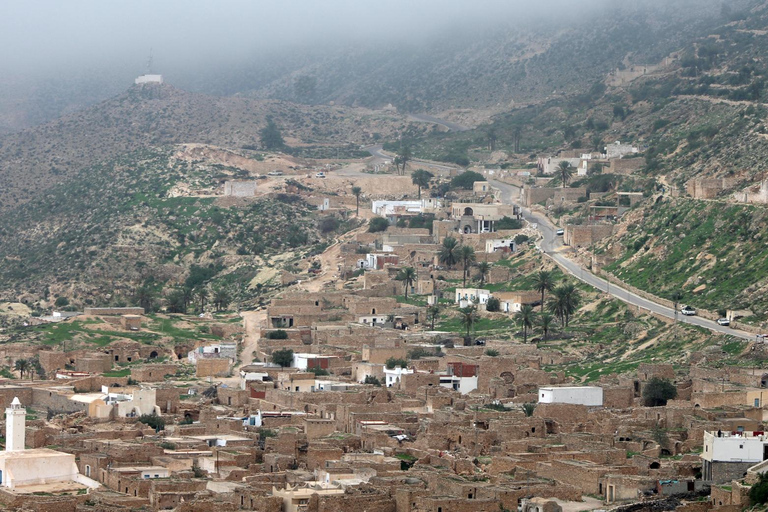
[0,170,761,512]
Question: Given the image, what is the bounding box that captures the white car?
[267,170,283,176]
[717,318,730,326]
[555,229,564,236]
[681,305,696,316]
[315,172,326,178]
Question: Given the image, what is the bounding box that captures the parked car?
[717,317,731,326]
[681,305,696,316]
[474,339,486,346]
[315,172,326,178]
[267,170,283,176]
[555,229,564,236]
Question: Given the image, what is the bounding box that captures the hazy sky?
[0,0,606,76]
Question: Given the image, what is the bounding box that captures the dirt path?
[301,223,369,293]
[240,310,267,364]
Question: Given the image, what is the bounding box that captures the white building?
[358,314,389,326]
[438,374,478,394]
[455,288,491,308]
[538,386,603,406]
[538,157,588,176]
[383,366,414,388]
[701,430,768,482]
[292,353,335,371]
[0,397,100,490]
[188,343,237,363]
[135,74,164,85]
[702,431,767,465]
[370,199,441,217]
[485,239,516,253]
[605,141,639,159]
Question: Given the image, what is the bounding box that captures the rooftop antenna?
[146,48,153,75]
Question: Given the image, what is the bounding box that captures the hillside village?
[0,136,765,512]
[7,1,768,511]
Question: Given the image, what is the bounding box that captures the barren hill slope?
[0,83,401,213]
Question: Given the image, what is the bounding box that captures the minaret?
[6,397,25,452]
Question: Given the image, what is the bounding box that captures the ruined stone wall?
[609,158,644,175]
[76,354,114,374]
[131,364,178,382]
[564,224,614,248]
[604,387,634,409]
[196,358,231,378]
[38,351,69,374]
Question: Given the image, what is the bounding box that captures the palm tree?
[547,283,582,327]
[427,304,441,331]
[396,267,417,299]
[212,287,230,312]
[459,245,476,287]
[459,305,478,340]
[14,359,29,380]
[134,285,155,313]
[534,270,555,312]
[166,289,187,314]
[195,287,208,313]
[395,141,412,176]
[485,125,498,151]
[512,125,522,153]
[558,160,574,187]
[515,305,535,343]
[477,262,491,286]
[439,236,460,269]
[351,186,362,216]
[538,312,554,340]
[181,287,194,312]
[411,169,433,199]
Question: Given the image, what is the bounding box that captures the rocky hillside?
[602,197,768,322]
[0,146,348,307]
[0,83,402,213]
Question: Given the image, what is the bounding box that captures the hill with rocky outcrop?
[0,83,403,213]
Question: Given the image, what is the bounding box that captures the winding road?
[362,144,459,173]
[489,179,755,341]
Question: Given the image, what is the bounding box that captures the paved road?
[407,113,471,132]
[489,179,754,341]
[363,144,459,173]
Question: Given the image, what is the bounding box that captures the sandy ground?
[553,496,604,512]
[0,302,31,317]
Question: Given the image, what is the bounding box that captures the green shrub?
[450,171,485,190]
[496,217,522,230]
[368,217,389,233]
[308,367,329,376]
[364,375,381,386]
[513,234,529,245]
[486,297,501,312]
[271,348,294,367]
[385,357,408,369]
[485,349,499,357]
[267,330,288,340]
[138,413,165,432]
[642,377,677,407]
[750,473,768,505]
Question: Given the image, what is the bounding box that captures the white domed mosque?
[0,397,100,491]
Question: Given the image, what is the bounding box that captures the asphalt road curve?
[489,179,753,341]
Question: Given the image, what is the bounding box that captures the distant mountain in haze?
[0,0,731,134]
